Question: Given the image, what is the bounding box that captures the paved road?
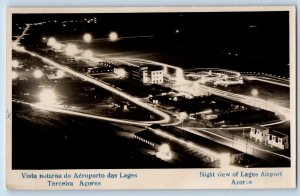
[13,99,152,127]
[195,82,290,124]
[13,46,171,125]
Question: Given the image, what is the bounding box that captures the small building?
[230,153,246,164]
[250,125,269,143]
[134,129,162,148]
[148,66,164,84]
[267,130,289,150]
[131,65,164,84]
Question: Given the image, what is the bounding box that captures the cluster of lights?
[17,17,98,26]
[45,31,117,61]
[16,17,98,30]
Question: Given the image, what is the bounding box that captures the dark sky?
[12,12,290,74]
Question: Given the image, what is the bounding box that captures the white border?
[6,6,296,190]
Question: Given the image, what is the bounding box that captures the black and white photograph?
[6,7,296,189]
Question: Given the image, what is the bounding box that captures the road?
[246,76,290,87]
[178,126,290,165]
[13,99,152,127]
[13,46,171,125]
[194,82,290,123]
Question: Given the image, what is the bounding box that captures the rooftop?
[148,65,163,72]
[251,124,269,131]
[269,130,288,138]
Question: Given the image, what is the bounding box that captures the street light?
[83,50,93,59]
[47,37,56,46]
[156,143,172,160]
[33,70,43,78]
[39,89,57,105]
[251,89,258,96]
[83,33,92,42]
[53,43,63,50]
[109,32,118,42]
[65,44,79,56]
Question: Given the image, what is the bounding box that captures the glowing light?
[175,68,185,84]
[175,29,180,33]
[41,36,47,42]
[178,112,188,119]
[219,153,231,168]
[83,50,93,59]
[47,37,56,46]
[114,68,126,78]
[56,70,65,78]
[159,144,170,154]
[156,143,172,160]
[12,60,19,68]
[12,71,18,79]
[65,44,79,56]
[163,66,168,74]
[53,43,63,50]
[199,77,207,84]
[83,33,92,42]
[33,70,43,78]
[251,89,258,96]
[109,32,118,41]
[39,89,57,105]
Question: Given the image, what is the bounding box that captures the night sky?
[12,12,290,75]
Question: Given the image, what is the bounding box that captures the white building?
[250,125,269,143]
[267,131,289,150]
[148,67,164,84]
[132,66,164,84]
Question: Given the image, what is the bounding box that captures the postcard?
[6,6,296,189]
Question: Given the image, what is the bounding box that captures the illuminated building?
[131,65,164,84]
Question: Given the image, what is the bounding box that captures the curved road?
[13,46,171,125]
